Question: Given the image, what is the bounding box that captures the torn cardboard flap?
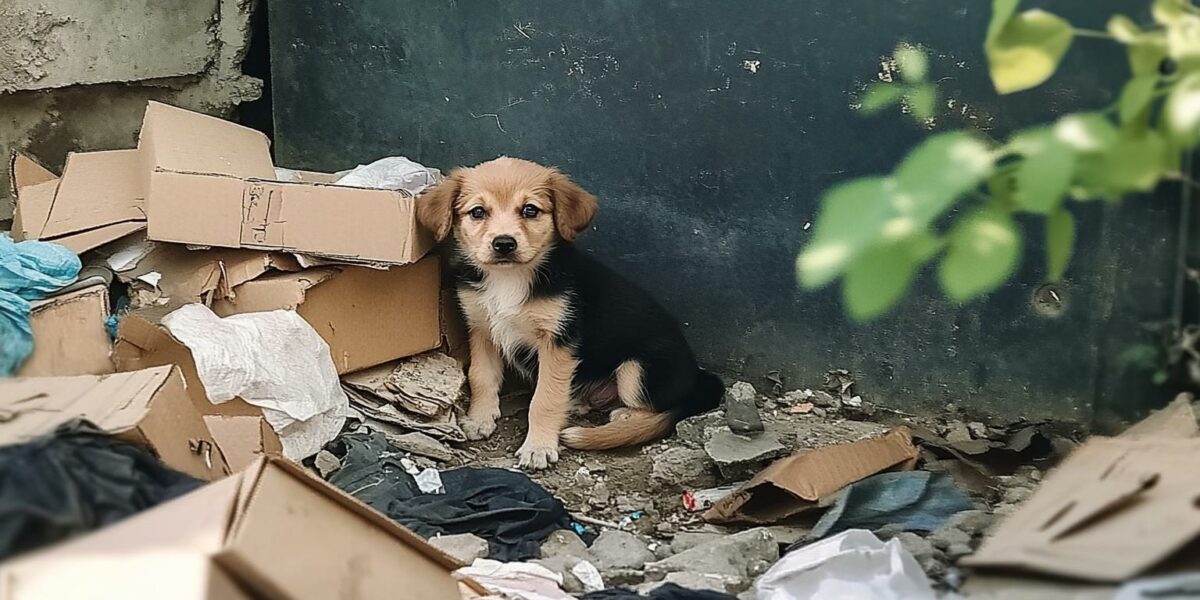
[0,457,481,600]
[211,257,443,374]
[139,102,433,264]
[117,243,301,306]
[10,150,146,254]
[203,415,282,473]
[0,366,230,481]
[704,427,919,524]
[17,282,113,377]
[1118,393,1199,440]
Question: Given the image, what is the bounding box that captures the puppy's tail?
[560,369,725,450]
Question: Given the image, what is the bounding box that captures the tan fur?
[614,360,648,409]
[519,338,578,468]
[561,409,675,450]
[460,319,504,440]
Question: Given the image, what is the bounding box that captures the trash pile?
[2,100,1199,599]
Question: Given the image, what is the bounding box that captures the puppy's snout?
[492,235,518,256]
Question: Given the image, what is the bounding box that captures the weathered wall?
[0,0,262,219]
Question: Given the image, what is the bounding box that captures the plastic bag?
[334,156,443,195]
[0,234,80,375]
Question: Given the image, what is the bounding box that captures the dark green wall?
[269,0,1182,422]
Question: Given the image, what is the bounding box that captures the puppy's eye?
[521,204,541,218]
[468,207,486,220]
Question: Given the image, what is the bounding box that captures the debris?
[161,304,347,461]
[724,382,764,435]
[0,233,81,376]
[0,366,229,480]
[342,352,464,419]
[431,533,490,564]
[386,431,456,462]
[928,524,971,551]
[668,532,725,554]
[327,432,571,561]
[802,471,972,541]
[344,386,466,441]
[414,467,446,495]
[539,530,590,559]
[571,560,606,593]
[640,573,738,596]
[575,514,625,531]
[456,558,575,600]
[967,421,989,438]
[333,156,443,193]
[785,403,813,415]
[808,390,840,409]
[942,421,973,443]
[313,449,341,478]
[590,530,656,571]
[585,582,738,599]
[682,484,745,513]
[591,482,612,507]
[894,532,938,572]
[705,428,919,524]
[675,410,725,447]
[703,429,787,480]
[644,528,778,594]
[755,529,936,600]
[19,278,112,377]
[651,446,718,490]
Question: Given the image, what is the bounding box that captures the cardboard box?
[9,151,145,253]
[17,282,113,377]
[0,366,229,481]
[211,257,442,374]
[117,243,302,306]
[0,458,482,600]
[203,415,284,473]
[139,102,433,264]
[704,427,919,524]
[963,396,1200,583]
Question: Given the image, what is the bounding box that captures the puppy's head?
[417,157,597,267]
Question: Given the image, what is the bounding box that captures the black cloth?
[582,583,738,600]
[327,432,572,561]
[0,420,203,561]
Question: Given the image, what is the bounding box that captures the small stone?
[812,407,828,418]
[388,431,455,462]
[429,533,489,564]
[591,482,612,507]
[843,395,863,408]
[786,402,814,415]
[591,530,656,571]
[616,495,638,513]
[943,421,973,443]
[539,529,589,559]
[575,467,595,487]
[967,422,989,439]
[929,526,972,551]
[946,509,995,535]
[652,446,718,489]
[704,430,788,480]
[640,572,737,595]
[676,410,725,447]
[669,531,724,554]
[725,382,765,435]
[1002,486,1033,505]
[655,522,678,536]
[653,542,674,560]
[782,389,813,405]
[313,450,340,478]
[645,528,777,593]
[810,390,841,409]
[532,555,585,593]
[895,532,936,565]
[945,543,974,560]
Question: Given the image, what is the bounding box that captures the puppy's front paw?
[461,408,501,440]
[516,441,559,470]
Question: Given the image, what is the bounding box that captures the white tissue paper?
[755,529,937,600]
[333,156,443,195]
[161,304,348,461]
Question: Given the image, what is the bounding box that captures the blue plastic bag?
[0,234,81,376]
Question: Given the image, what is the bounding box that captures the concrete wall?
[0,0,262,219]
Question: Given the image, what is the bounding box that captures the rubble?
[724,381,764,435]
[429,533,489,564]
[703,429,787,480]
[650,446,717,489]
[643,528,778,593]
[386,431,455,462]
[589,530,655,571]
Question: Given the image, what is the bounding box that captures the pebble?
[668,531,724,554]
[943,421,973,443]
[967,422,989,439]
[591,482,612,507]
[929,526,972,551]
[539,529,589,559]
[590,530,656,571]
[313,450,341,478]
[429,533,489,564]
[725,382,765,435]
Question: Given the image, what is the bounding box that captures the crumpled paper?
[161,304,348,461]
[455,559,574,600]
[333,156,443,194]
[755,529,936,600]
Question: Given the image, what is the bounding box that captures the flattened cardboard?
[203,415,282,472]
[10,149,146,253]
[211,257,442,374]
[0,366,229,481]
[963,433,1200,582]
[704,427,919,524]
[140,102,433,264]
[1119,393,1198,440]
[0,458,479,600]
[114,308,261,419]
[17,283,113,377]
[119,244,301,305]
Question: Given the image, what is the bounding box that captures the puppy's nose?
[492,235,518,255]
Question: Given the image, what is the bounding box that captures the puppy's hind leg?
[462,326,505,440]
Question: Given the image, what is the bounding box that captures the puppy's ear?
[549,170,598,242]
[417,170,464,241]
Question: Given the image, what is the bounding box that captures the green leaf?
[907,83,937,121]
[1013,130,1075,214]
[843,233,942,321]
[1129,32,1170,76]
[1074,131,1169,197]
[1046,207,1075,281]
[1054,113,1118,152]
[1107,15,1142,42]
[1167,14,1200,70]
[938,208,1021,302]
[985,8,1074,94]
[896,45,929,82]
[1119,76,1159,126]
[797,177,895,288]
[1154,0,1192,25]
[894,131,994,223]
[1164,72,1200,146]
[987,0,1021,44]
[861,83,904,114]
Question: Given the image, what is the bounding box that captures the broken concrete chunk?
[967,422,989,439]
[942,421,973,443]
[929,525,972,551]
[387,431,455,462]
[669,531,724,554]
[539,530,590,560]
[704,429,787,480]
[651,446,718,489]
[644,527,777,593]
[590,530,655,571]
[429,533,489,564]
[945,509,995,536]
[639,571,738,595]
[590,482,612,507]
[531,555,586,594]
[313,449,341,478]
[675,410,725,447]
[725,382,764,435]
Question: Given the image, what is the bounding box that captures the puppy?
[418,157,724,469]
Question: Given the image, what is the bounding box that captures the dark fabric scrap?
[0,420,203,561]
[327,431,571,561]
[799,470,972,545]
[582,583,738,600]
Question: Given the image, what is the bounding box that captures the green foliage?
[799,0,1200,321]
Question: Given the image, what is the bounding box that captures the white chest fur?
[464,269,538,362]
